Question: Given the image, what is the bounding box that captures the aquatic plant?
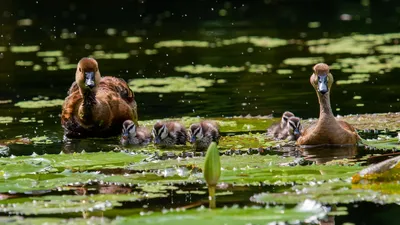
[203,142,221,208]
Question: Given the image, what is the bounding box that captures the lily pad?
[0,117,13,124]
[115,202,325,225]
[154,40,210,48]
[0,216,112,225]
[128,77,225,93]
[362,136,399,151]
[0,197,117,215]
[128,154,361,185]
[283,57,324,66]
[0,152,147,179]
[175,64,245,74]
[14,98,64,109]
[251,181,400,205]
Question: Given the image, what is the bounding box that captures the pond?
[0,0,400,224]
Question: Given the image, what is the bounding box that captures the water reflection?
[300,145,359,164]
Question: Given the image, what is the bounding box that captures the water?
[1,0,400,224]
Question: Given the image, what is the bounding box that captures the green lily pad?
[128,77,225,93]
[14,96,64,109]
[251,181,400,205]
[0,117,13,124]
[283,57,324,66]
[114,202,325,225]
[154,40,210,48]
[0,152,147,175]
[0,192,165,216]
[0,197,118,215]
[175,65,245,74]
[128,154,361,185]
[363,136,399,151]
[0,216,112,225]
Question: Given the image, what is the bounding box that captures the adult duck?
[296,63,360,147]
[61,57,138,138]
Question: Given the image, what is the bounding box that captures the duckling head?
[122,120,136,140]
[280,111,294,128]
[287,117,302,138]
[152,121,168,144]
[310,63,334,95]
[76,57,101,92]
[189,123,203,143]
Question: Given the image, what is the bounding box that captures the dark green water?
[0,0,400,224]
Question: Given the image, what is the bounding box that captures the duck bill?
[190,136,196,143]
[85,72,95,89]
[154,137,161,144]
[122,132,128,140]
[317,75,328,95]
[294,128,300,136]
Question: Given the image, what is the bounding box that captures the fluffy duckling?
[267,111,294,138]
[61,57,138,138]
[296,63,360,146]
[121,120,151,145]
[152,121,187,147]
[189,121,220,151]
[278,117,303,141]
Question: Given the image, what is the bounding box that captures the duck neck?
[317,91,335,123]
[81,89,97,121]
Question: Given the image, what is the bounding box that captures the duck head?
[189,123,204,143]
[152,121,168,144]
[280,111,294,128]
[122,120,136,140]
[310,63,334,95]
[76,57,101,92]
[287,117,302,138]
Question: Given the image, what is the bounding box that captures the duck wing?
[99,77,135,103]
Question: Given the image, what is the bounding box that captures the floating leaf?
[115,203,325,225]
[251,181,387,205]
[175,65,245,74]
[14,98,64,109]
[128,77,225,93]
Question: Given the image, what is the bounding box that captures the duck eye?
[79,67,82,72]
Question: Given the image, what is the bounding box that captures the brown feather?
[61,57,138,138]
[296,63,359,146]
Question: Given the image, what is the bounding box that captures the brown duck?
[296,63,359,146]
[61,57,138,138]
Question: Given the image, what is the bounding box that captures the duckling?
[296,63,360,146]
[121,120,151,145]
[189,121,220,151]
[152,121,187,147]
[278,117,303,141]
[61,57,138,138]
[267,111,294,139]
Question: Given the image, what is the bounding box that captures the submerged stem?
[208,185,216,209]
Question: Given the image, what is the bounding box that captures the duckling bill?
[152,121,187,147]
[121,120,151,145]
[189,121,220,151]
